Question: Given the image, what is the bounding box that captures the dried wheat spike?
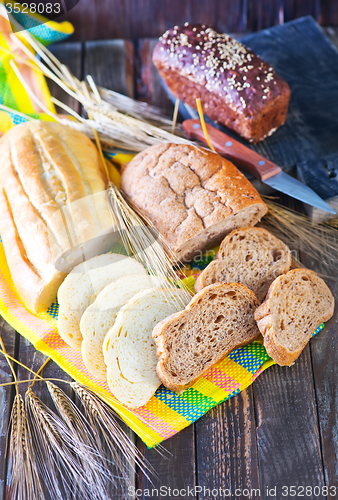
[26,388,101,500]
[7,393,45,500]
[71,383,155,481]
[47,382,119,492]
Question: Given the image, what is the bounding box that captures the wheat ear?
[261,198,338,272]
[46,382,123,492]
[25,387,111,500]
[8,394,46,500]
[0,336,45,500]
[71,383,156,481]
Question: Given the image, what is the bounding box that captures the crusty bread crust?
[121,143,267,262]
[254,269,335,366]
[194,227,291,301]
[153,282,260,391]
[0,191,66,312]
[0,121,111,312]
[152,24,290,143]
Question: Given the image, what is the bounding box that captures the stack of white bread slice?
[57,253,147,349]
[103,288,190,408]
[80,274,167,379]
[57,252,190,408]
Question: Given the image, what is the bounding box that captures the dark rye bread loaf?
[153,23,290,143]
[194,227,291,302]
[152,283,260,391]
[120,143,267,262]
[254,269,335,366]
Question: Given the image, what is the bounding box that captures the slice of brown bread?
[152,282,260,391]
[194,227,291,302]
[254,269,335,366]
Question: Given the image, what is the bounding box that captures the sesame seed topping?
[158,24,280,110]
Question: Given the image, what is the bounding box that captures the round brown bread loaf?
[121,143,267,262]
[254,269,335,366]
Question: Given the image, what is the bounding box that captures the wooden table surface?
[1,31,338,500]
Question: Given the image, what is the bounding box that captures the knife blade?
[182,119,336,214]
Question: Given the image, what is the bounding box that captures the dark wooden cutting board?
[165,16,338,222]
[242,16,338,222]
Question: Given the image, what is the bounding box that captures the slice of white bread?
[254,268,335,366]
[57,253,146,349]
[195,227,291,302]
[80,275,167,379]
[104,287,190,408]
[153,283,260,392]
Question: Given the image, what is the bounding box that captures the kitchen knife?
[183,119,336,214]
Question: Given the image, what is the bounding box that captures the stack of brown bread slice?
[152,227,334,393]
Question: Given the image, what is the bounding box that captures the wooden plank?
[84,40,134,97]
[253,350,326,499]
[132,35,198,496]
[136,425,197,499]
[15,336,77,500]
[83,38,137,500]
[15,42,85,500]
[247,0,283,32]
[0,320,17,500]
[48,42,83,114]
[214,0,249,33]
[302,31,338,489]
[195,387,261,499]
[63,0,338,41]
[129,0,190,40]
[300,254,338,491]
[283,0,321,23]
[136,39,174,116]
[321,2,338,27]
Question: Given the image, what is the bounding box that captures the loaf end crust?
[254,269,335,365]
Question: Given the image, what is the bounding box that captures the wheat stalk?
[46,382,123,492]
[2,10,193,152]
[108,183,192,308]
[25,387,115,500]
[71,383,158,480]
[0,335,45,500]
[0,344,157,494]
[1,8,194,307]
[7,394,46,500]
[261,198,338,273]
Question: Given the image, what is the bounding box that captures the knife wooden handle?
[182,119,282,181]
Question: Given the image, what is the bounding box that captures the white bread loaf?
[57,253,146,349]
[254,269,335,366]
[0,121,113,312]
[104,288,190,408]
[153,282,260,391]
[194,227,291,301]
[80,274,166,379]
